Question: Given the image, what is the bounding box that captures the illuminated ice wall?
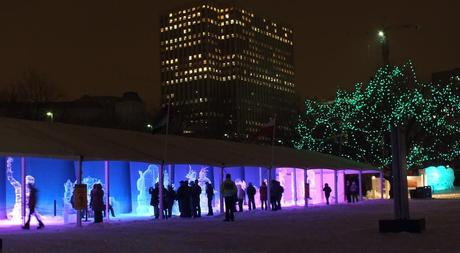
[1,156,355,224]
[425,166,455,191]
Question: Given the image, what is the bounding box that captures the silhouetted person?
[323,183,332,205]
[221,174,237,222]
[246,183,256,211]
[22,183,44,229]
[149,183,160,219]
[177,181,191,217]
[276,181,284,210]
[270,180,277,210]
[345,180,351,203]
[260,181,268,210]
[191,180,202,218]
[205,182,214,216]
[236,184,245,212]
[166,185,176,218]
[350,181,358,203]
[90,183,104,223]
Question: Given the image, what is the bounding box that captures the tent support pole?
[77,156,83,227]
[380,171,384,199]
[359,170,363,201]
[320,169,324,203]
[104,161,110,221]
[334,170,339,205]
[159,161,164,219]
[21,157,26,226]
[293,168,297,206]
[220,165,224,214]
[304,169,308,207]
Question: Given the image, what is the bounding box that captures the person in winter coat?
[191,180,202,218]
[177,181,192,217]
[276,181,284,210]
[236,184,245,212]
[205,182,214,216]
[220,174,237,222]
[259,181,268,210]
[166,184,176,218]
[22,183,45,229]
[149,183,160,219]
[345,180,352,203]
[350,181,359,203]
[246,183,256,211]
[90,183,105,223]
[323,183,332,205]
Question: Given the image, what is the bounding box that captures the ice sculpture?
[136,164,158,214]
[6,157,36,221]
[425,166,455,191]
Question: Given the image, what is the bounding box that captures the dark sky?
[1,0,459,108]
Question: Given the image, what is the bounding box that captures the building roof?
[0,117,377,170]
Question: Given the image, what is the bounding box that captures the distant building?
[160,3,296,145]
[0,92,147,131]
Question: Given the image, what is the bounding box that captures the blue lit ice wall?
[0,157,7,219]
[82,161,132,213]
[4,157,75,216]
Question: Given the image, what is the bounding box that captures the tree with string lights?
[294,61,460,172]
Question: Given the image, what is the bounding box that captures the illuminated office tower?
[160,3,296,144]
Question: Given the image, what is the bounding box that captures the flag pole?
[159,95,172,220]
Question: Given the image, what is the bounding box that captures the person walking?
[259,181,268,210]
[22,183,45,229]
[205,182,214,216]
[323,183,332,205]
[90,183,104,223]
[149,183,160,219]
[220,174,237,222]
[246,183,256,211]
[191,180,202,218]
[350,181,358,203]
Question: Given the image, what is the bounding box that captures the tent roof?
[0,117,377,170]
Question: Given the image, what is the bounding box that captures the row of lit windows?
[163,40,201,51]
[163,74,294,92]
[168,12,201,24]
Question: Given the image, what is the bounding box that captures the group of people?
[149,179,216,219]
[322,180,360,205]
[346,180,359,203]
[221,174,286,222]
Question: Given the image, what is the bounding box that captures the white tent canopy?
[0,117,377,170]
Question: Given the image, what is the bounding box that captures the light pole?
[45,111,54,122]
[377,25,420,67]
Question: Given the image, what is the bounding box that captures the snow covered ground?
[0,199,459,253]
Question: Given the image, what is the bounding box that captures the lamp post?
[377,25,425,233]
[45,111,54,122]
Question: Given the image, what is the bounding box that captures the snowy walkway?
[1,199,460,253]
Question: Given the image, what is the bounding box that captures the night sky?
[1,0,459,107]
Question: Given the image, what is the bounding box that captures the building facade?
[160,3,296,145]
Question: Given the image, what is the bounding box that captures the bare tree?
[0,69,63,103]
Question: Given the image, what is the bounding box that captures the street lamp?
[45,111,54,122]
[377,30,385,39]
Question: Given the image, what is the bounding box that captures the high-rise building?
[160,3,296,145]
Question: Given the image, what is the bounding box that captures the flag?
[256,116,276,140]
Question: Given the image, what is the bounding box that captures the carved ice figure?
[136,164,158,214]
[6,157,37,221]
